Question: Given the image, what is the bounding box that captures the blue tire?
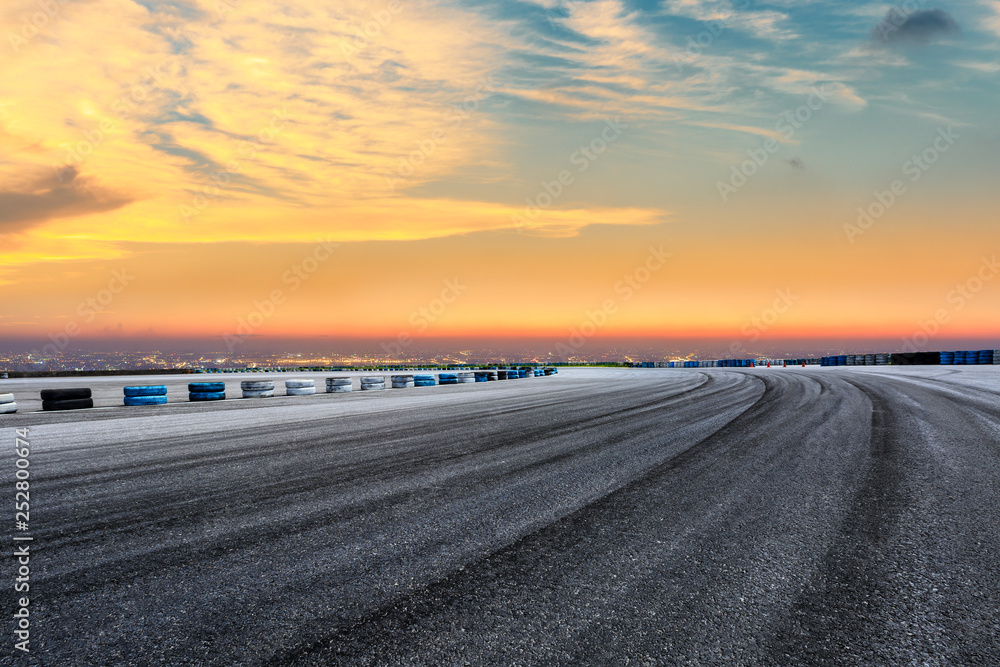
[189,391,225,402]
[189,382,225,393]
[414,380,436,387]
[124,385,167,397]
[124,395,168,406]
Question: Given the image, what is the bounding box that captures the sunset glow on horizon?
[2,0,998,354]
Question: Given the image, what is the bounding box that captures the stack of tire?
[41,388,93,411]
[876,354,890,366]
[487,370,499,381]
[977,349,993,365]
[361,376,385,391]
[285,379,316,396]
[543,368,555,376]
[0,392,16,414]
[438,373,458,385]
[391,375,414,389]
[865,354,876,365]
[474,371,489,383]
[327,377,353,393]
[497,370,508,380]
[414,374,436,387]
[189,382,225,402]
[456,372,475,384]
[995,349,1000,365]
[242,380,274,398]
[940,351,955,365]
[124,385,167,406]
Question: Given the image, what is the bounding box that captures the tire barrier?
[0,393,17,414]
[995,349,1000,365]
[41,388,93,411]
[391,375,415,389]
[285,379,316,396]
[42,398,94,411]
[241,380,275,398]
[124,395,168,406]
[123,385,167,406]
[326,377,353,393]
[456,372,475,384]
[543,368,555,375]
[361,376,386,391]
[414,374,436,387]
[474,371,489,383]
[497,370,508,380]
[438,373,458,385]
[124,385,168,397]
[487,371,499,381]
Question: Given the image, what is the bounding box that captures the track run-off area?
[3,367,999,665]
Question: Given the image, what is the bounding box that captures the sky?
[0,0,998,357]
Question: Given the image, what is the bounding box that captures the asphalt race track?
[3,367,999,665]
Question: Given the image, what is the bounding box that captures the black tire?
[40,388,91,401]
[42,398,94,411]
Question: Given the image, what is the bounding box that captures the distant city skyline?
[4,335,998,373]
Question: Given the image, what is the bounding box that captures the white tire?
[391,382,414,389]
[0,403,16,414]
[361,383,385,391]
[327,378,352,386]
[391,375,414,382]
[327,385,353,393]
[285,379,315,389]
[241,381,274,391]
[243,389,275,399]
[286,387,317,396]
[0,393,14,404]
[362,376,385,383]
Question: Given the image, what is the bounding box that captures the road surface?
[2,367,999,665]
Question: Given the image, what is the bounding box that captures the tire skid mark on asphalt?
[267,374,774,666]
[282,372,876,666]
[28,375,756,599]
[767,375,954,665]
[29,375,767,665]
